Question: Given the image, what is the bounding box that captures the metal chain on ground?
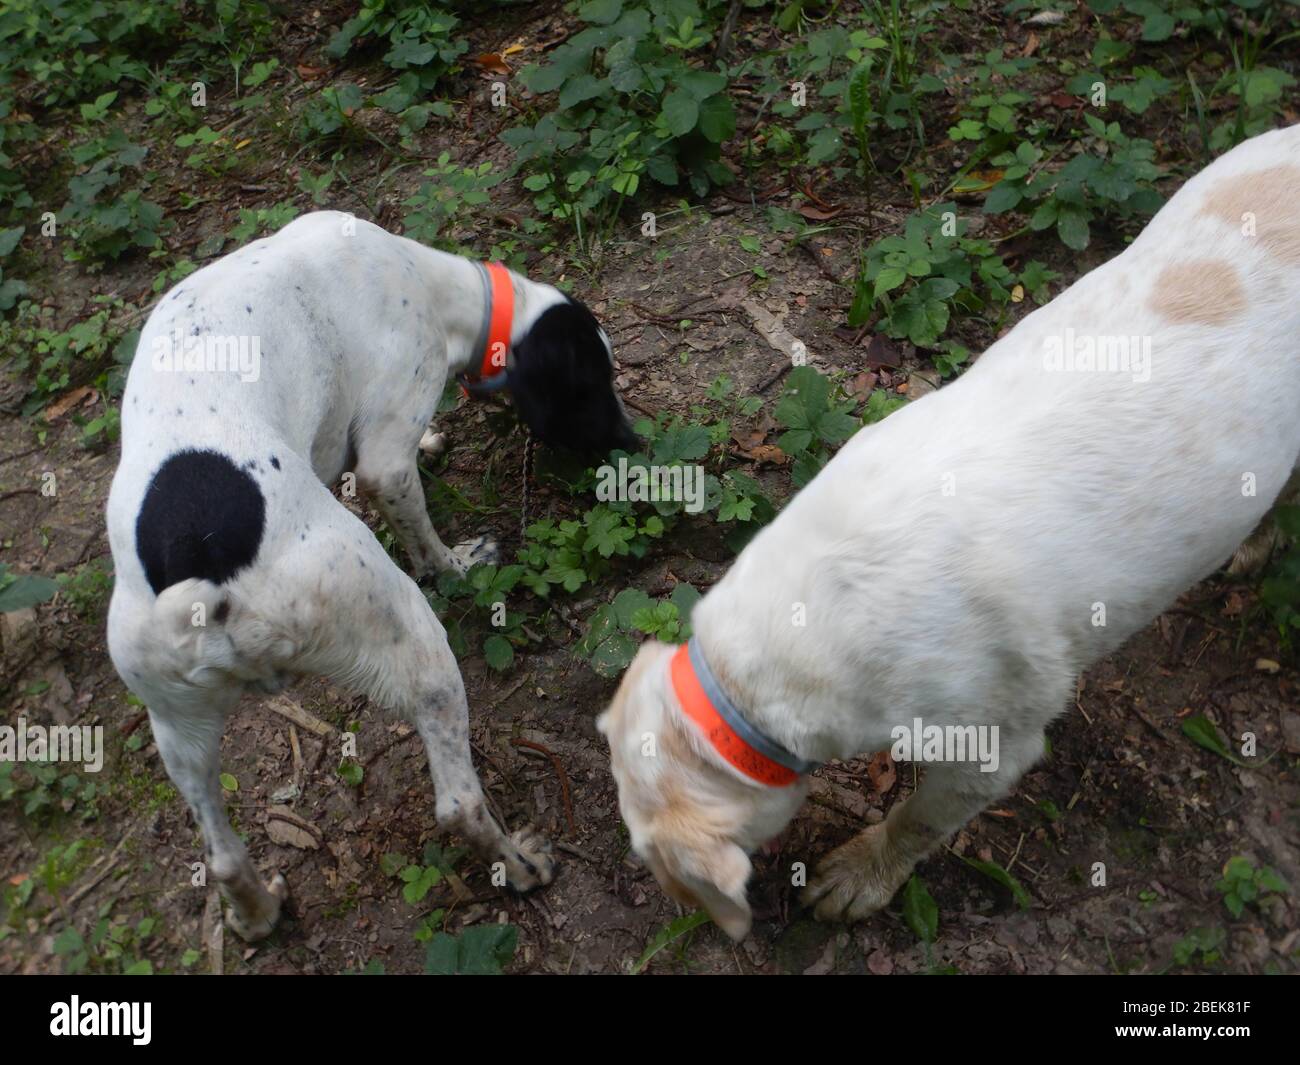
[520,429,535,543]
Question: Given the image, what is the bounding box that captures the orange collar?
[460,261,513,395]
[670,639,819,788]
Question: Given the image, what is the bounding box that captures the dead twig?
[42,823,141,926]
[555,840,602,863]
[363,724,418,768]
[715,0,744,60]
[512,737,576,836]
[0,445,42,467]
[265,694,333,737]
[756,359,793,393]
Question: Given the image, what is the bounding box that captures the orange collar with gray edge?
[459,261,514,395]
[670,638,820,788]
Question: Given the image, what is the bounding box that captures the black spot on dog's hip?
[135,449,266,595]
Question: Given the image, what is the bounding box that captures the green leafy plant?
[1260,505,1300,647]
[1171,925,1226,969]
[60,118,165,262]
[1181,713,1248,767]
[775,365,859,486]
[1,297,137,412]
[1063,37,1173,116]
[0,563,58,612]
[773,27,889,171]
[508,0,736,251]
[960,855,1032,909]
[54,911,156,975]
[381,841,466,906]
[326,0,465,88]
[773,6,943,172]
[943,47,1038,142]
[0,0,178,107]
[0,225,26,311]
[0,758,100,821]
[1215,856,1289,919]
[901,872,958,973]
[299,83,367,145]
[427,562,537,671]
[902,872,938,943]
[850,205,1056,351]
[226,203,300,246]
[516,503,668,597]
[54,561,113,619]
[982,116,1164,251]
[401,153,502,252]
[424,922,518,975]
[630,909,710,973]
[576,584,700,677]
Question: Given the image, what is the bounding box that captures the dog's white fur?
[106,212,581,939]
[599,125,1300,939]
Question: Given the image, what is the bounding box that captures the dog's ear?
[654,835,753,941]
[508,296,638,455]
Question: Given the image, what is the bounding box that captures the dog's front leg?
[408,680,556,892]
[356,456,495,578]
[804,730,1045,923]
[418,428,448,458]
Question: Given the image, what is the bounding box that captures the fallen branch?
[265,694,333,737]
[512,738,576,836]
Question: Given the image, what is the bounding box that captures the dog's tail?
[152,578,295,690]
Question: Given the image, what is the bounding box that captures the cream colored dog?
[598,123,1300,939]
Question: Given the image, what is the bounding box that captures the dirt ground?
[2,1,1298,975]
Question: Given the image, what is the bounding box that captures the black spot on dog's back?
[135,449,265,596]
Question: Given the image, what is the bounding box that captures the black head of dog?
[507,296,639,455]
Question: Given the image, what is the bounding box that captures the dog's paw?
[500,826,556,893]
[452,534,498,571]
[418,429,448,458]
[226,873,288,942]
[1226,523,1286,578]
[254,671,293,695]
[803,823,911,924]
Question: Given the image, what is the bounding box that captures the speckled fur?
[106,212,566,939]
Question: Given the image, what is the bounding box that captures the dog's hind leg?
[404,666,556,892]
[147,692,287,940]
[109,583,288,941]
[274,502,553,891]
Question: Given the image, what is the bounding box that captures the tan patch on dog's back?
[1148,260,1247,325]
[1201,165,1300,264]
